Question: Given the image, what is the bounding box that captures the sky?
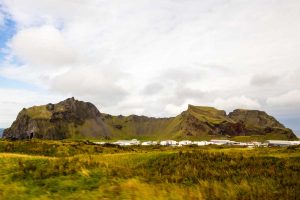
[0,0,299,132]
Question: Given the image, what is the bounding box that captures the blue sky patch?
[0,75,39,90]
[0,17,16,60]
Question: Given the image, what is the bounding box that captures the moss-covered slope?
[228,109,296,139]
[178,105,245,137]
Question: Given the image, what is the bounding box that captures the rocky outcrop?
[3,98,297,140]
[3,98,110,140]
[228,109,296,139]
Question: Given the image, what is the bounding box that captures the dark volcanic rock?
[180,105,246,137]
[228,109,296,139]
[3,98,110,140]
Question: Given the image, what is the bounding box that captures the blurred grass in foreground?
[0,140,299,200]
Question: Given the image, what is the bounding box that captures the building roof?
[266,140,292,144]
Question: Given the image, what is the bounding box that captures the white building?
[93,142,106,145]
[160,140,177,146]
[141,141,159,146]
[114,139,140,146]
[232,142,247,146]
[178,140,193,146]
[193,141,209,146]
[142,141,152,146]
[265,140,298,147]
[290,141,300,145]
[252,142,262,147]
[210,140,234,145]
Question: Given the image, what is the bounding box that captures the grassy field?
[0,140,299,200]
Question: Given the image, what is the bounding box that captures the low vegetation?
[0,140,299,199]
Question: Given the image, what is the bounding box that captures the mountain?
[2,98,297,140]
[3,98,110,140]
[228,109,294,137]
[0,128,3,137]
[295,130,300,138]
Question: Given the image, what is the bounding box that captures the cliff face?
[3,98,110,140]
[228,109,296,139]
[3,98,297,140]
[179,105,246,137]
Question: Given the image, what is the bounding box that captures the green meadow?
[0,140,299,200]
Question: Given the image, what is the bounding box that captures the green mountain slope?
[2,98,297,140]
[228,109,296,139]
[3,98,111,140]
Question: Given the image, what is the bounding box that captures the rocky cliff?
[3,98,297,140]
[179,105,245,137]
[3,98,110,140]
[228,109,295,138]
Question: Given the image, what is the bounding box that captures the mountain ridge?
[0,128,3,137]
[2,98,297,140]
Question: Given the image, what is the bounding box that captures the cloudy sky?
[0,0,299,132]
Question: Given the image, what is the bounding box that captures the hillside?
[2,98,297,140]
[0,128,3,137]
[3,98,111,140]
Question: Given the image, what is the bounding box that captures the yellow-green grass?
[25,106,52,120]
[24,104,66,120]
[0,153,56,159]
[0,140,299,200]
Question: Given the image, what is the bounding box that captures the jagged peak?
[58,97,80,104]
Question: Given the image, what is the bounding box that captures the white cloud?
[267,90,300,107]
[250,74,279,86]
[0,0,300,129]
[0,12,4,28]
[165,99,199,116]
[165,104,188,116]
[0,88,66,127]
[213,96,261,112]
[10,25,76,66]
[50,66,128,106]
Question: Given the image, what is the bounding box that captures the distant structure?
[210,140,234,145]
[160,140,177,146]
[178,140,193,146]
[266,140,300,147]
[114,139,140,146]
[141,141,158,146]
[93,139,300,148]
